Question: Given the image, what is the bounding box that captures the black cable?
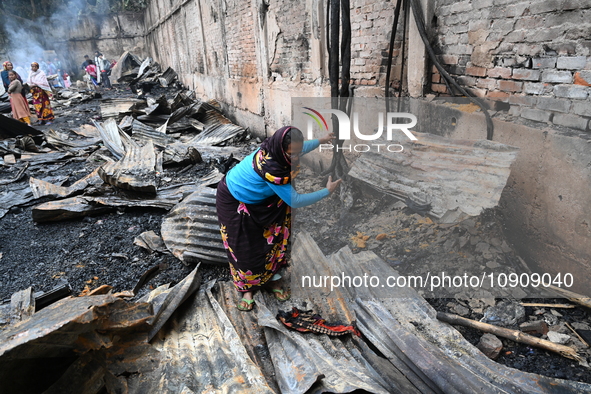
[409,0,494,140]
[385,0,404,115]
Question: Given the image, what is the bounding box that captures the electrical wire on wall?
[385,0,495,140]
[409,0,494,140]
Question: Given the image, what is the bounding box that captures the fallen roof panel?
[29,167,103,199]
[161,186,227,265]
[348,132,519,223]
[126,281,275,393]
[290,232,591,393]
[99,140,158,193]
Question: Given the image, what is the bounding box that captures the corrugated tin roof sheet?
[161,186,227,265]
[348,132,519,223]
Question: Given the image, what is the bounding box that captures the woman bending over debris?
[216,126,340,311]
[7,71,31,125]
[28,62,54,125]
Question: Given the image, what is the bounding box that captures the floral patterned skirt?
[30,87,54,122]
[216,177,291,292]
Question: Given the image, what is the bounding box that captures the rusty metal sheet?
[99,140,158,193]
[0,294,153,393]
[0,183,35,219]
[348,132,519,223]
[31,196,113,222]
[45,129,101,151]
[29,167,103,199]
[126,280,274,393]
[100,98,143,120]
[292,232,591,394]
[190,102,245,146]
[161,186,227,265]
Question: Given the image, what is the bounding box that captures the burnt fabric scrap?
[277,307,361,337]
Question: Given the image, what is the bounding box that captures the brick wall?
[225,0,258,78]
[350,0,405,89]
[432,0,591,132]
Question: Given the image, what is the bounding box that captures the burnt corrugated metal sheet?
[29,167,103,199]
[124,280,275,393]
[100,98,142,120]
[93,118,138,159]
[290,232,591,394]
[190,103,245,146]
[161,186,227,265]
[45,129,101,150]
[99,140,158,193]
[348,132,519,223]
[0,294,153,394]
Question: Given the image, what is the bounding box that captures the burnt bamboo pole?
[437,312,583,363]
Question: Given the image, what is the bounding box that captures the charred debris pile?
[0,53,257,302]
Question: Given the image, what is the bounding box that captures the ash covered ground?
[1,85,591,384]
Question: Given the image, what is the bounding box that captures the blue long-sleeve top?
[225,139,329,208]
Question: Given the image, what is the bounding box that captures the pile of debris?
[110,51,180,95]
[1,57,258,307]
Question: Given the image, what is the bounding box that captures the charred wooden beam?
[437,311,583,363]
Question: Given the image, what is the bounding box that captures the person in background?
[97,53,111,90]
[2,61,22,91]
[38,59,48,74]
[28,62,54,125]
[94,51,102,85]
[7,71,31,125]
[85,59,98,89]
[216,126,340,311]
[81,55,91,71]
[53,57,65,88]
[46,60,56,76]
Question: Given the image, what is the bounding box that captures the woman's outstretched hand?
[326,175,342,193]
[319,132,335,144]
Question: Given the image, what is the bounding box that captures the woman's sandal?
[237,298,255,311]
[272,288,291,302]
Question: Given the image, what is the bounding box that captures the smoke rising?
[1,0,103,78]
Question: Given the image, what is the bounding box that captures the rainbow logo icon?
[302,107,328,131]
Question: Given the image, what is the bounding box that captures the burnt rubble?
[2,54,591,392]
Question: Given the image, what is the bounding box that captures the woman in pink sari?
[27,62,54,125]
[7,71,31,125]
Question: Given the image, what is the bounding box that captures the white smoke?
[2,0,103,79]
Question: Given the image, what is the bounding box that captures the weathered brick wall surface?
[142,0,407,125]
[432,0,591,132]
[225,0,258,78]
[268,1,313,82]
[349,0,409,89]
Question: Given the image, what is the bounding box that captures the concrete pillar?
[308,0,328,81]
[407,0,433,97]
